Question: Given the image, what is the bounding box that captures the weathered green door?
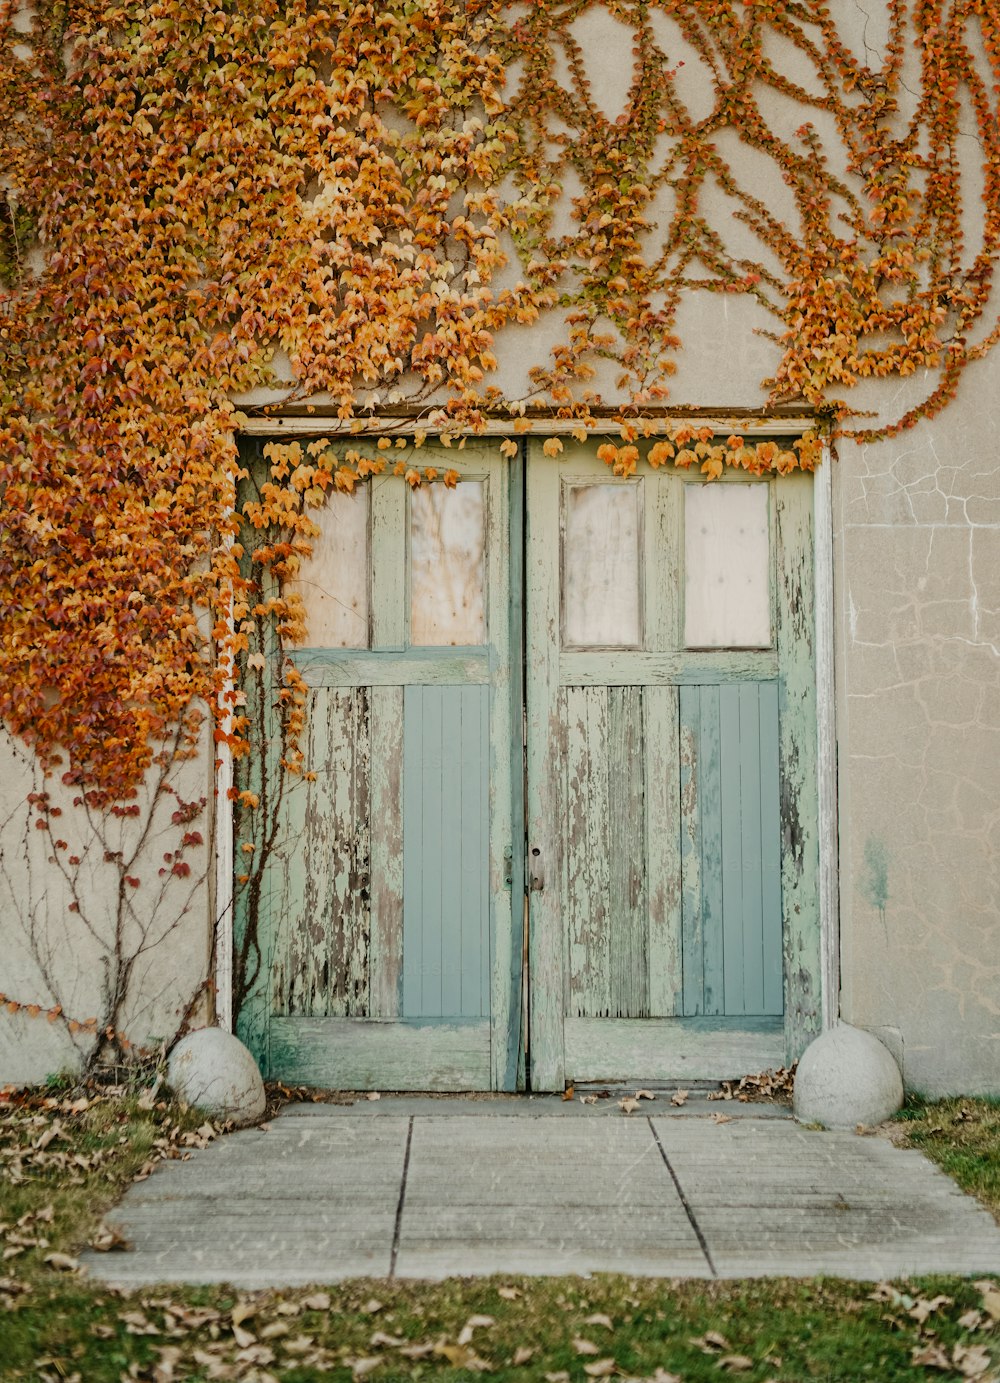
[235,440,522,1090]
[237,434,820,1091]
[525,440,820,1088]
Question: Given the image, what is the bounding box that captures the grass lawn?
[1,1081,998,1383]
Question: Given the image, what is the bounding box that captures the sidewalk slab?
[652,1119,1000,1278]
[81,1103,1000,1288]
[394,1115,709,1278]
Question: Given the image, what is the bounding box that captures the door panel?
[526,441,819,1088]
[235,440,517,1091]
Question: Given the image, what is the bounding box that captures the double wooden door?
[235,437,820,1090]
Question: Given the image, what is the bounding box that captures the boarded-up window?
[684,484,770,648]
[410,481,486,646]
[562,482,642,648]
[288,488,369,647]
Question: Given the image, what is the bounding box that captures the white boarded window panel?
[563,482,642,648]
[288,488,369,648]
[410,481,486,646]
[685,484,771,648]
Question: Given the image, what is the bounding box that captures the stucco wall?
[833,349,1000,1095]
[0,732,215,1086]
[3,1,998,1093]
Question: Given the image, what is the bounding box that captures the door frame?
[523,437,837,1089]
[214,425,840,1088]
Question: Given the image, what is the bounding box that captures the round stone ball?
[793,1023,903,1130]
[167,1027,266,1127]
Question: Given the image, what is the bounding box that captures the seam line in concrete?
[389,1115,414,1279]
[648,1116,717,1278]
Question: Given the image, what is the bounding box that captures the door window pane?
[288,488,369,647]
[563,482,642,648]
[685,484,770,648]
[410,481,486,646]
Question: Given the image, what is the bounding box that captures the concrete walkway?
[82,1096,1000,1287]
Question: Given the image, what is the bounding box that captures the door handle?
[529,846,544,892]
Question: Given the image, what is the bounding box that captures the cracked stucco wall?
[833,347,1000,1095]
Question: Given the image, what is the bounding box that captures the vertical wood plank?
[679,685,704,1017]
[564,688,612,1016]
[775,473,822,1058]
[440,684,464,1017]
[699,684,725,1017]
[645,684,682,1016]
[526,446,566,1089]
[369,685,403,1018]
[739,683,765,1015]
[608,687,648,1017]
[759,680,784,1016]
[719,683,744,1015]
[402,685,424,1016]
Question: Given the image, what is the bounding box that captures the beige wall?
[3,1,998,1092]
[833,348,1000,1094]
[0,732,214,1086]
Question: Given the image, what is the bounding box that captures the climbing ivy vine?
[1,0,998,811]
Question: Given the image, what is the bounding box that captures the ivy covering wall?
[1,0,998,808]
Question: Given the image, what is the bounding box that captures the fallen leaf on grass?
[583,1360,616,1378]
[513,1346,535,1365]
[718,1356,754,1373]
[370,1330,404,1348]
[585,1313,614,1328]
[399,1342,436,1359]
[911,1344,953,1371]
[43,1252,79,1272]
[360,1297,384,1314]
[433,1340,493,1371]
[497,1285,521,1300]
[544,1372,570,1382]
[347,1356,383,1377]
[958,1309,984,1330]
[152,1345,182,1382]
[92,1222,131,1252]
[908,1294,951,1324]
[974,1282,1000,1322]
[301,1292,331,1311]
[952,1343,993,1378]
[458,1314,495,1344]
[574,1337,601,1355]
[691,1331,729,1353]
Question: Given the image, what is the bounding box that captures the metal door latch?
[503,847,513,888]
[528,845,544,892]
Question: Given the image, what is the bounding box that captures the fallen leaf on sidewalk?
[580,1095,599,1105]
[711,1113,733,1124]
[619,1098,639,1115]
[563,1085,575,1101]
[670,1090,688,1107]
[636,1089,656,1101]
[92,1222,130,1252]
